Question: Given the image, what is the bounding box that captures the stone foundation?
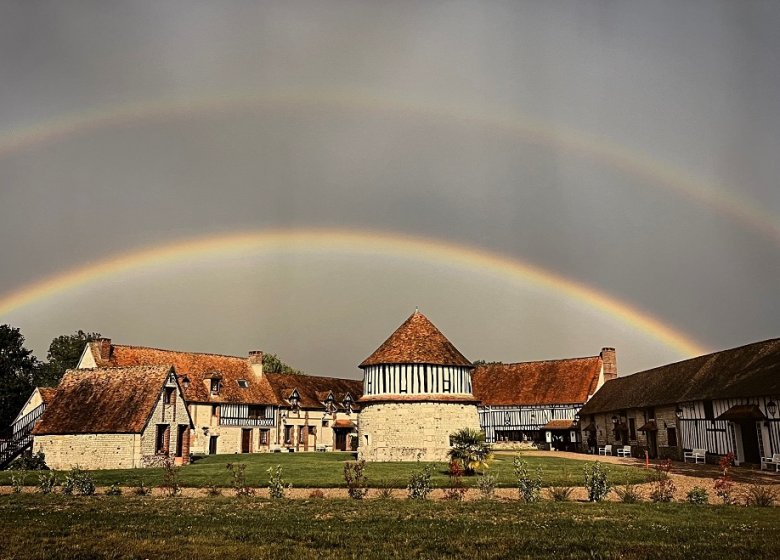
[358,401,481,462]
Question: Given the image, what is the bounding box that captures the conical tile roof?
[359,310,472,368]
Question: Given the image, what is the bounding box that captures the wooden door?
[175,425,186,457]
[739,421,760,463]
[335,429,348,451]
[209,435,218,455]
[241,429,252,453]
[647,431,658,459]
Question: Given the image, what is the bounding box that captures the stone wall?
[358,401,481,462]
[34,434,139,470]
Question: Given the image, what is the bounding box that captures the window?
[237,379,249,389]
[155,425,169,454]
[210,379,221,395]
[248,405,266,419]
[299,426,306,441]
[629,418,636,440]
[284,425,293,444]
[163,387,175,405]
[667,427,678,447]
[259,429,269,446]
[308,426,316,435]
[703,400,714,420]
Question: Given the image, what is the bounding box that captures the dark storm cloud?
[0,1,778,373]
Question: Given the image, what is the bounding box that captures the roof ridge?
[264,372,361,383]
[477,355,601,367]
[111,344,247,361]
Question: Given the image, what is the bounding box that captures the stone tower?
[357,310,481,461]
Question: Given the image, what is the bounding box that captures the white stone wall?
[358,401,481,462]
[34,434,139,470]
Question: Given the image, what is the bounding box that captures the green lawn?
[2,494,779,559]
[0,451,654,488]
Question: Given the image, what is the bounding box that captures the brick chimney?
[248,351,264,378]
[601,347,617,381]
[97,338,112,361]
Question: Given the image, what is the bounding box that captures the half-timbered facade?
[358,310,481,462]
[32,366,193,470]
[579,339,780,464]
[472,349,614,449]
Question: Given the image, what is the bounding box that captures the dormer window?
[181,376,190,389]
[288,389,300,411]
[325,394,336,414]
[210,378,221,395]
[343,394,353,415]
[237,379,249,389]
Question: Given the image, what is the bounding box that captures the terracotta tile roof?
[333,419,356,429]
[543,419,575,430]
[33,366,177,435]
[89,342,278,405]
[37,387,57,405]
[579,338,780,415]
[264,373,363,411]
[358,394,480,404]
[716,404,766,421]
[472,356,602,406]
[359,310,472,368]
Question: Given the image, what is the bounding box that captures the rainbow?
[0,228,706,356]
[0,91,777,245]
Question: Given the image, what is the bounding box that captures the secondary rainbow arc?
[0,91,776,245]
[0,228,707,357]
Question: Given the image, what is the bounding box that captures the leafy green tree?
[0,325,39,431]
[447,427,493,475]
[263,353,306,376]
[35,330,101,386]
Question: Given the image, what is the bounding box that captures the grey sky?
[0,1,778,377]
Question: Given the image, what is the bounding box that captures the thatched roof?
[580,338,780,415]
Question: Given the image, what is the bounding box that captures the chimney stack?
[97,338,112,361]
[601,347,617,381]
[248,351,264,378]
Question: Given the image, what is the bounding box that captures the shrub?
[343,459,369,500]
[615,481,642,503]
[134,480,151,496]
[160,457,181,497]
[377,486,395,500]
[686,486,709,505]
[583,462,612,502]
[10,472,26,494]
[476,472,498,500]
[407,465,433,500]
[62,467,95,496]
[447,428,492,475]
[744,484,777,507]
[37,471,57,494]
[548,486,574,502]
[714,453,736,505]
[9,451,48,471]
[513,458,542,503]
[227,463,254,497]
[206,484,222,497]
[443,460,466,501]
[649,459,676,503]
[268,465,290,499]
[105,483,122,496]
[308,489,325,499]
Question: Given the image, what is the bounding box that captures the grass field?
[1,494,779,559]
[0,451,654,488]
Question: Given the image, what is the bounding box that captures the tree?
[262,353,306,376]
[35,330,101,387]
[0,325,39,431]
[447,427,493,475]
